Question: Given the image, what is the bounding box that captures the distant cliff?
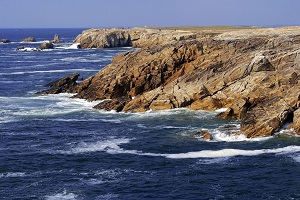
[42,26,300,138]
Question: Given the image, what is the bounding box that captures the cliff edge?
[42,26,300,138]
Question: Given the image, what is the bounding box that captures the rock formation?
[73,28,202,48]
[38,42,54,50]
[195,130,212,140]
[37,73,80,94]
[0,39,10,43]
[50,34,63,43]
[39,26,300,138]
[21,37,36,42]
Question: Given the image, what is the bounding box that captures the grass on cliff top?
[149,26,261,34]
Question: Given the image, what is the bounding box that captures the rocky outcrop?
[195,130,212,140]
[38,42,54,50]
[37,73,80,94]
[0,39,10,43]
[40,26,300,138]
[73,28,201,48]
[21,37,36,42]
[50,34,63,43]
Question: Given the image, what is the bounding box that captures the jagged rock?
[21,37,36,42]
[50,34,63,43]
[16,46,26,50]
[37,73,80,94]
[195,130,212,140]
[0,39,10,43]
[291,108,300,133]
[38,42,54,50]
[93,97,130,112]
[38,26,300,138]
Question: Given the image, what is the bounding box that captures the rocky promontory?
[41,26,300,138]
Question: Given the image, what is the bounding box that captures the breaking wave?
[59,137,300,160]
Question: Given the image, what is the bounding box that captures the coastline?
[39,26,300,138]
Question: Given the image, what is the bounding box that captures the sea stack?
[50,34,63,43]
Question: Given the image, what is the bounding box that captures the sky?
[1,0,300,28]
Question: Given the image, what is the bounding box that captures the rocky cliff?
[42,26,300,138]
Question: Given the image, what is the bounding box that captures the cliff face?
[46,26,300,138]
[73,28,202,48]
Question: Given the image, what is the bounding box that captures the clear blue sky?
[1,0,300,28]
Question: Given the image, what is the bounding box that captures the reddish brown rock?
[38,26,300,138]
[195,130,212,140]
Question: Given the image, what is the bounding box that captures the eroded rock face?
[73,28,201,48]
[39,26,300,138]
[37,73,80,94]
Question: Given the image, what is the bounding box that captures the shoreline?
[39,26,300,138]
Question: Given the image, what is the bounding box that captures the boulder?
[21,37,36,42]
[0,39,10,43]
[195,130,212,140]
[38,42,54,50]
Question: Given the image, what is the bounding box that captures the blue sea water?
[1,29,300,200]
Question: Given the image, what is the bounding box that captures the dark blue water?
[1,29,300,200]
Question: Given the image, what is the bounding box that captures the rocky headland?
[40,26,300,138]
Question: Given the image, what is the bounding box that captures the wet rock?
[195,130,212,140]
[0,39,10,43]
[37,73,80,94]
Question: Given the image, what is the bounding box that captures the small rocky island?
[39,26,300,138]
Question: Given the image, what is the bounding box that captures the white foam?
[196,157,230,164]
[16,47,40,52]
[66,43,81,49]
[20,40,50,44]
[96,193,119,200]
[61,138,131,154]
[291,154,300,163]
[45,190,77,200]
[60,136,300,160]
[0,172,26,178]
[215,108,228,113]
[164,146,300,159]
[3,94,103,117]
[213,131,272,142]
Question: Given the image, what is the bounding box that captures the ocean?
[1,28,300,200]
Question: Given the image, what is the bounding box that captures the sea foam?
[45,190,77,200]
[61,137,300,160]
